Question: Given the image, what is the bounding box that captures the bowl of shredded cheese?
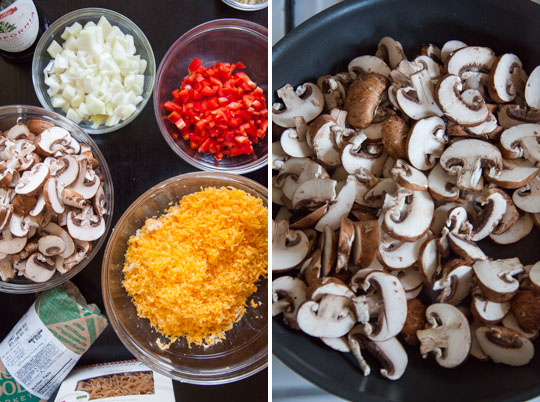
[102,172,268,384]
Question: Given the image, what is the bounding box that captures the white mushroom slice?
[439,139,503,191]
[280,116,312,158]
[272,142,288,171]
[272,220,309,272]
[498,105,540,128]
[391,159,427,191]
[312,123,342,168]
[476,326,534,366]
[314,178,356,232]
[29,192,46,216]
[321,226,337,276]
[41,222,75,258]
[54,155,79,187]
[500,124,540,165]
[24,253,56,282]
[14,163,49,195]
[390,267,423,300]
[414,55,441,78]
[348,55,391,78]
[378,232,428,270]
[418,236,439,284]
[489,213,533,244]
[485,158,539,189]
[38,235,65,256]
[376,37,406,69]
[7,123,31,140]
[447,232,487,261]
[68,158,100,199]
[63,239,91,271]
[348,329,408,380]
[336,217,355,273]
[272,276,307,329]
[43,177,64,214]
[362,178,397,209]
[9,213,29,238]
[470,320,490,361]
[36,126,79,156]
[433,259,473,305]
[279,158,329,200]
[513,174,540,213]
[529,262,540,291]
[272,176,284,206]
[381,188,434,241]
[502,312,538,339]
[435,75,489,126]
[272,83,324,128]
[406,117,447,171]
[417,303,472,368]
[321,336,350,352]
[440,40,467,65]
[428,163,459,202]
[473,258,524,302]
[491,189,520,235]
[396,68,443,120]
[341,137,387,176]
[363,122,384,143]
[316,75,346,110]
[66,206,106,242]
[421,43,442,63]
[275,207,293,222]
[0,229,26,254]
[352,220,380,268]
[291,178,336,211]
[470,189,507,241]
[525,65,540,109]
[488,54,523,103]
[446,46,496,77]
[290,205,328,229]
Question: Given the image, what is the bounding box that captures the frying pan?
[272,0,540,401]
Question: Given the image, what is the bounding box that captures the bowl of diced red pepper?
[154,19,268,173]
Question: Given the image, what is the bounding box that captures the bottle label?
[0,0,39,52]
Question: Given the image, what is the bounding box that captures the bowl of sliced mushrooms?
[0,105,113,294]
[272,0,539,400]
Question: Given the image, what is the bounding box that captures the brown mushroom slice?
[433,259,473,305]
[421,43,442,63]
[380,115,408,160]
[391,159,427,191]
[525,66,540,109]
[418,236,440,285]
[289,205,328,230]
[382,188,434,242]
[320,336,351,352]
[378,232,428,270]
[35,126,79,156]
[502,312,538,340]
[38,235,65,257]
[485,158,539,189]
[500,124,540,165]
[476,326,534,366]
[272,141,289,171]
[428,163,459,202]
[473,258,524,302]
[272,276,307,329]
[390,267,423,300]
[348,55,391,79]
[315,178,356,232]
[529,262,540,291]
[348,330,408,380]
[498,105,540,128]
[491,189,520,235]
[440,40,467,65]
[7,123,32,140]
[361,178,396,209]
[417,303,472,368]
[414,55,442,78]
[489,213,533,244]
[352,220,380,268]
[272,83,324,128]
[54,155,79,187]
[488,54,523,103]
[512,174,540,213]
[439,139,503,191]
[281,122,312,159]
[62,239,91,272]
[311,123,342,168]
[272,220,309,273]
[400,298,427,346]
[320,225,337,276]
[396,68,443,120]
[26,119,54,135]
[279,158,329,201]
[297,278,355,338]
[24,252,56,282]
[336,217,355,273]
[406,117,447,171]
[29,192,46,217]
[14,163,49,195]
[532,213,540,228]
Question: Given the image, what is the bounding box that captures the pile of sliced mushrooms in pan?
[272,37,540,380]
[0,118,108,283]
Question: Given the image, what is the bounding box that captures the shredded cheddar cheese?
[122,187,268,347]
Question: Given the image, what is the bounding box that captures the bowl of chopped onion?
[102,172,268,384]
[31,8,156,135]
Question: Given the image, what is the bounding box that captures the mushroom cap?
[401,298,427,346]
[525,65,540,109]
[406,116,447,171]
[273,83,324,128]
[500,124,540,165]
[345,73,388,129]
[272,276,307,329]
[439,139,503,191]
[488,54,522,103]
[417,303,472,368]
[272,220,310,272]
[512,174,540,213]
[381,115,409,160]
[473,258,524,302]
[510,290,540,332]
[476,326,534,366]
[502,312,538,339]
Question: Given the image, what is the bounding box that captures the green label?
[0,369,40,402]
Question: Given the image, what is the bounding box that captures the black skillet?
[272,0,540,401]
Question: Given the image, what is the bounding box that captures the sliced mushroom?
[446,46,496,78]
[0,229,26,254]
[473,258,524,302]
[476,326,534,366]
[40,222,75,258]
[291,178,336,211]
[510,290,540,332]
[14,163,49,195]
[336,217,355,272]
[416,303,472,368]
[272,276,307,329]
[68,157,100,199]
[378,232,428,270]
[469,189,507,241]
[54,155,79,187]
[24,252,56,282]
[439,139,503,191]
[43,177,64,214]
[391,267,423,299]
[348,55,391,79]
[396,68,443,120]
[499,124,540,166]
[340,137,387,176]
[433,259,473,305]
[272,83,324,128]
[525,65,540,109]
[67,205,106,242]
[0,258,14,282]
[38,235,65,257]
[381,115,408,160]
[401,298,427,346]
[406,116,447,171]
[316,75,347,110]
[485,158,539,189]
[491,189,520,235]
[352,220,380,268]
[440,40,467,65]
[489,213,533,244]
[272,220,309,272]
[418,236,440,285]
[272,141,289,171]
[7,123,32,140]
[35,126,80,156]
[470,320,490,361]
[512,174,540,213]
[502,312,538,340]
[428,163,459,202]
[498,105,540,128]
[391,159,428,191]
[26,119,54,135]
[290,205,329,230]
[320,336,351,352]
[315,178,356,231]
[447,231,487,261]
[63,239,91,271]
[488,54,523,103]
[345,73,388,129]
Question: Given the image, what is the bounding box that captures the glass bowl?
[102,172,268,384]
[31,8,156,135]
[221,0,268,11]
[0,105,114,294]
[154,19,268,174]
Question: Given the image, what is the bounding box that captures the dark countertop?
[0,1,268,400]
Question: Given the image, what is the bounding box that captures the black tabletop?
[0,1,268,400]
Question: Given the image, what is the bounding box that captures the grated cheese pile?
[122,187,268,347]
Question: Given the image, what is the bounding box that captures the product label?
[0,304,79,400]
[0,0,38,52]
